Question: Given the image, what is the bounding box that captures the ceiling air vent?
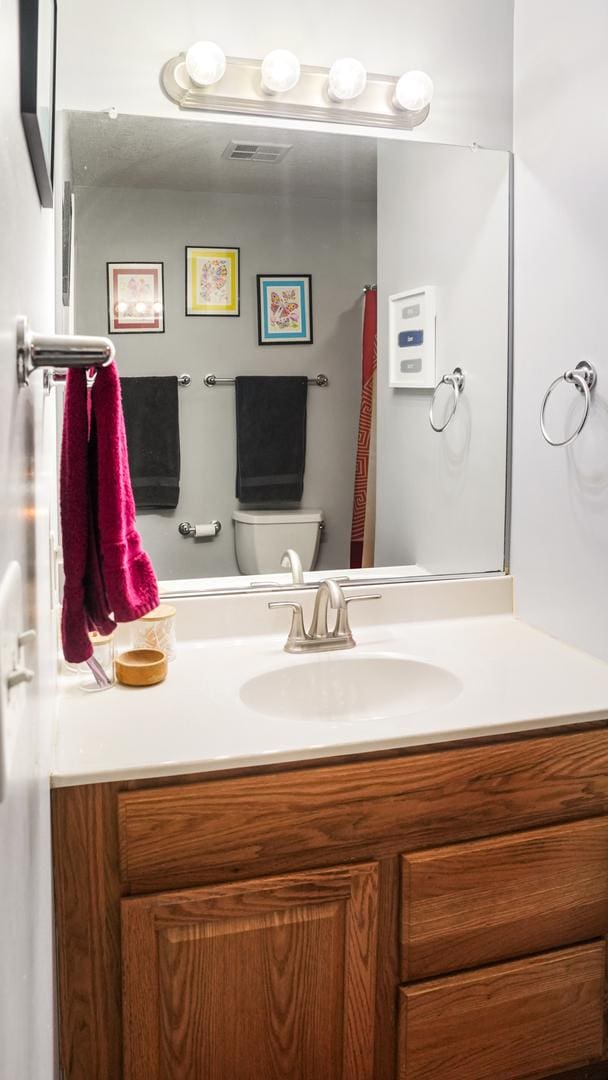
[222,140,292,164]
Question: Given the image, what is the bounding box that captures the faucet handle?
[334,593,381,638]
[268,601,307,647]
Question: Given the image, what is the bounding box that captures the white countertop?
[52,600,608,787]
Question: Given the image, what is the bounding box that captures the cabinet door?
[121,861,378,1080]
[398,942,606,1080]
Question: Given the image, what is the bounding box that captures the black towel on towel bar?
[120,376,180,509]
[235,376,308,503]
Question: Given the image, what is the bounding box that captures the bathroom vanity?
[51,581,608,1080]
[53,726,608,1080]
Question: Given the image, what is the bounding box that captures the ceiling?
[67,111,378,202]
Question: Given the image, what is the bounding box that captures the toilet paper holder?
[178,520,222,539]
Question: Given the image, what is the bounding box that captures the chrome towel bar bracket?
[540,362,597,447]
[16,315,115,388]
[429,367,465,432]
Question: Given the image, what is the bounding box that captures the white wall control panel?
[388,285,437,389]
[0,561,35,803]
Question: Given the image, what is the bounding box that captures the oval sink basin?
[239,655,461,722]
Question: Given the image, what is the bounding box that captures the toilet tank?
[232,509,324,575]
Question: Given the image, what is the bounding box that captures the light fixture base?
[162,55,431,131]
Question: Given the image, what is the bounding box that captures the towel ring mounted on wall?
[540,362,597,447]
[429,367,466,433]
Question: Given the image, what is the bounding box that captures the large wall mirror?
[60,110,511,592]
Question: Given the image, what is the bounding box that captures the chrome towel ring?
[429,367,465,433]
[540,362,597,447]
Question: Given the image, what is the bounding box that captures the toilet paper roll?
[194,523,216,538]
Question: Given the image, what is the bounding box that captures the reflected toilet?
[232,509,324,575]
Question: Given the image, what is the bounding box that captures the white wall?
[375,141,510,574]
[511,1,608,659]
[74,186,376,579]
[0,1,57,1076]
[57,0,514,150]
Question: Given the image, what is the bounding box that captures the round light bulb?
[135,302,147,315]
[327,57,367,102]
[393,70,434,113]
[116,302,128,315]
[261,49,301,95]
[153,301,163,314]
[185,40,227,87]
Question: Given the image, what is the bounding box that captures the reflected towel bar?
[44,370,192,393]
[204,373,329,387]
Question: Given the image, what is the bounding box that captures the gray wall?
[375,140,510,574]
[511,0,608,659]
[75,186,376,579]
[0,1,57,1075]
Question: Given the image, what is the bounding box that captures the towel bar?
[204,373,329,388]
[43,370,192,394]
[17,316,115,388]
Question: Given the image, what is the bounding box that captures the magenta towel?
[90,362,159,622]
[60,369,95,663]
[60,362,159,664]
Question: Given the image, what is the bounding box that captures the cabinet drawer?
[117,731,608,892]
[401,817,608,979]
[398,942,606,1080]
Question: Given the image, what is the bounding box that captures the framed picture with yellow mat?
[185,245,240,316]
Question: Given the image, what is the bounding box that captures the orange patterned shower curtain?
[350,287,377,569]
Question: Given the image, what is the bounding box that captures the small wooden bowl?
[115,649,168,687]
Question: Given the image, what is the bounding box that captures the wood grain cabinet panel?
[117,730,608,893]
[401,817,608,979]
[398,942,606,1080]
[121,861,378,1080]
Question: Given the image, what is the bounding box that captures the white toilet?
[232,509,324,575]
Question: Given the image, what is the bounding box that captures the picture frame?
[20,0,58,209]
[257,274,313,346]
[107,262,165,334]
[388,285,436,389]
[185,246,240,316]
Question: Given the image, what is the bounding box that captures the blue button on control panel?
[398,329,424,348]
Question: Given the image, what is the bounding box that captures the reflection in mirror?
[61,110,510,591]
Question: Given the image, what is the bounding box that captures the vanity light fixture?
[185,40,227,87]
[260,49,301,95]
[393,70,434,114]
[162,49,433,130]
[327,58,367,102]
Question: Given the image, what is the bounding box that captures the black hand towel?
[120,376,180,509]
[235,376,308,503]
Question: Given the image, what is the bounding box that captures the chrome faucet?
[269,579,380,653]
[280,548,304,585]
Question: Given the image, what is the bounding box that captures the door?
[122,861,378,1080]
[0,1,57,1077]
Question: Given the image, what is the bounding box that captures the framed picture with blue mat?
[257,274,313,346]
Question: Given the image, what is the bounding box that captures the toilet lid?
[232,509,323,525]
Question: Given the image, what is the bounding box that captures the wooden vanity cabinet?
[52,726,608,1080]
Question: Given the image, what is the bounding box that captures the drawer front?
[398,942,606,1080]
[118,730,608,892]
[401,817,608,979]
